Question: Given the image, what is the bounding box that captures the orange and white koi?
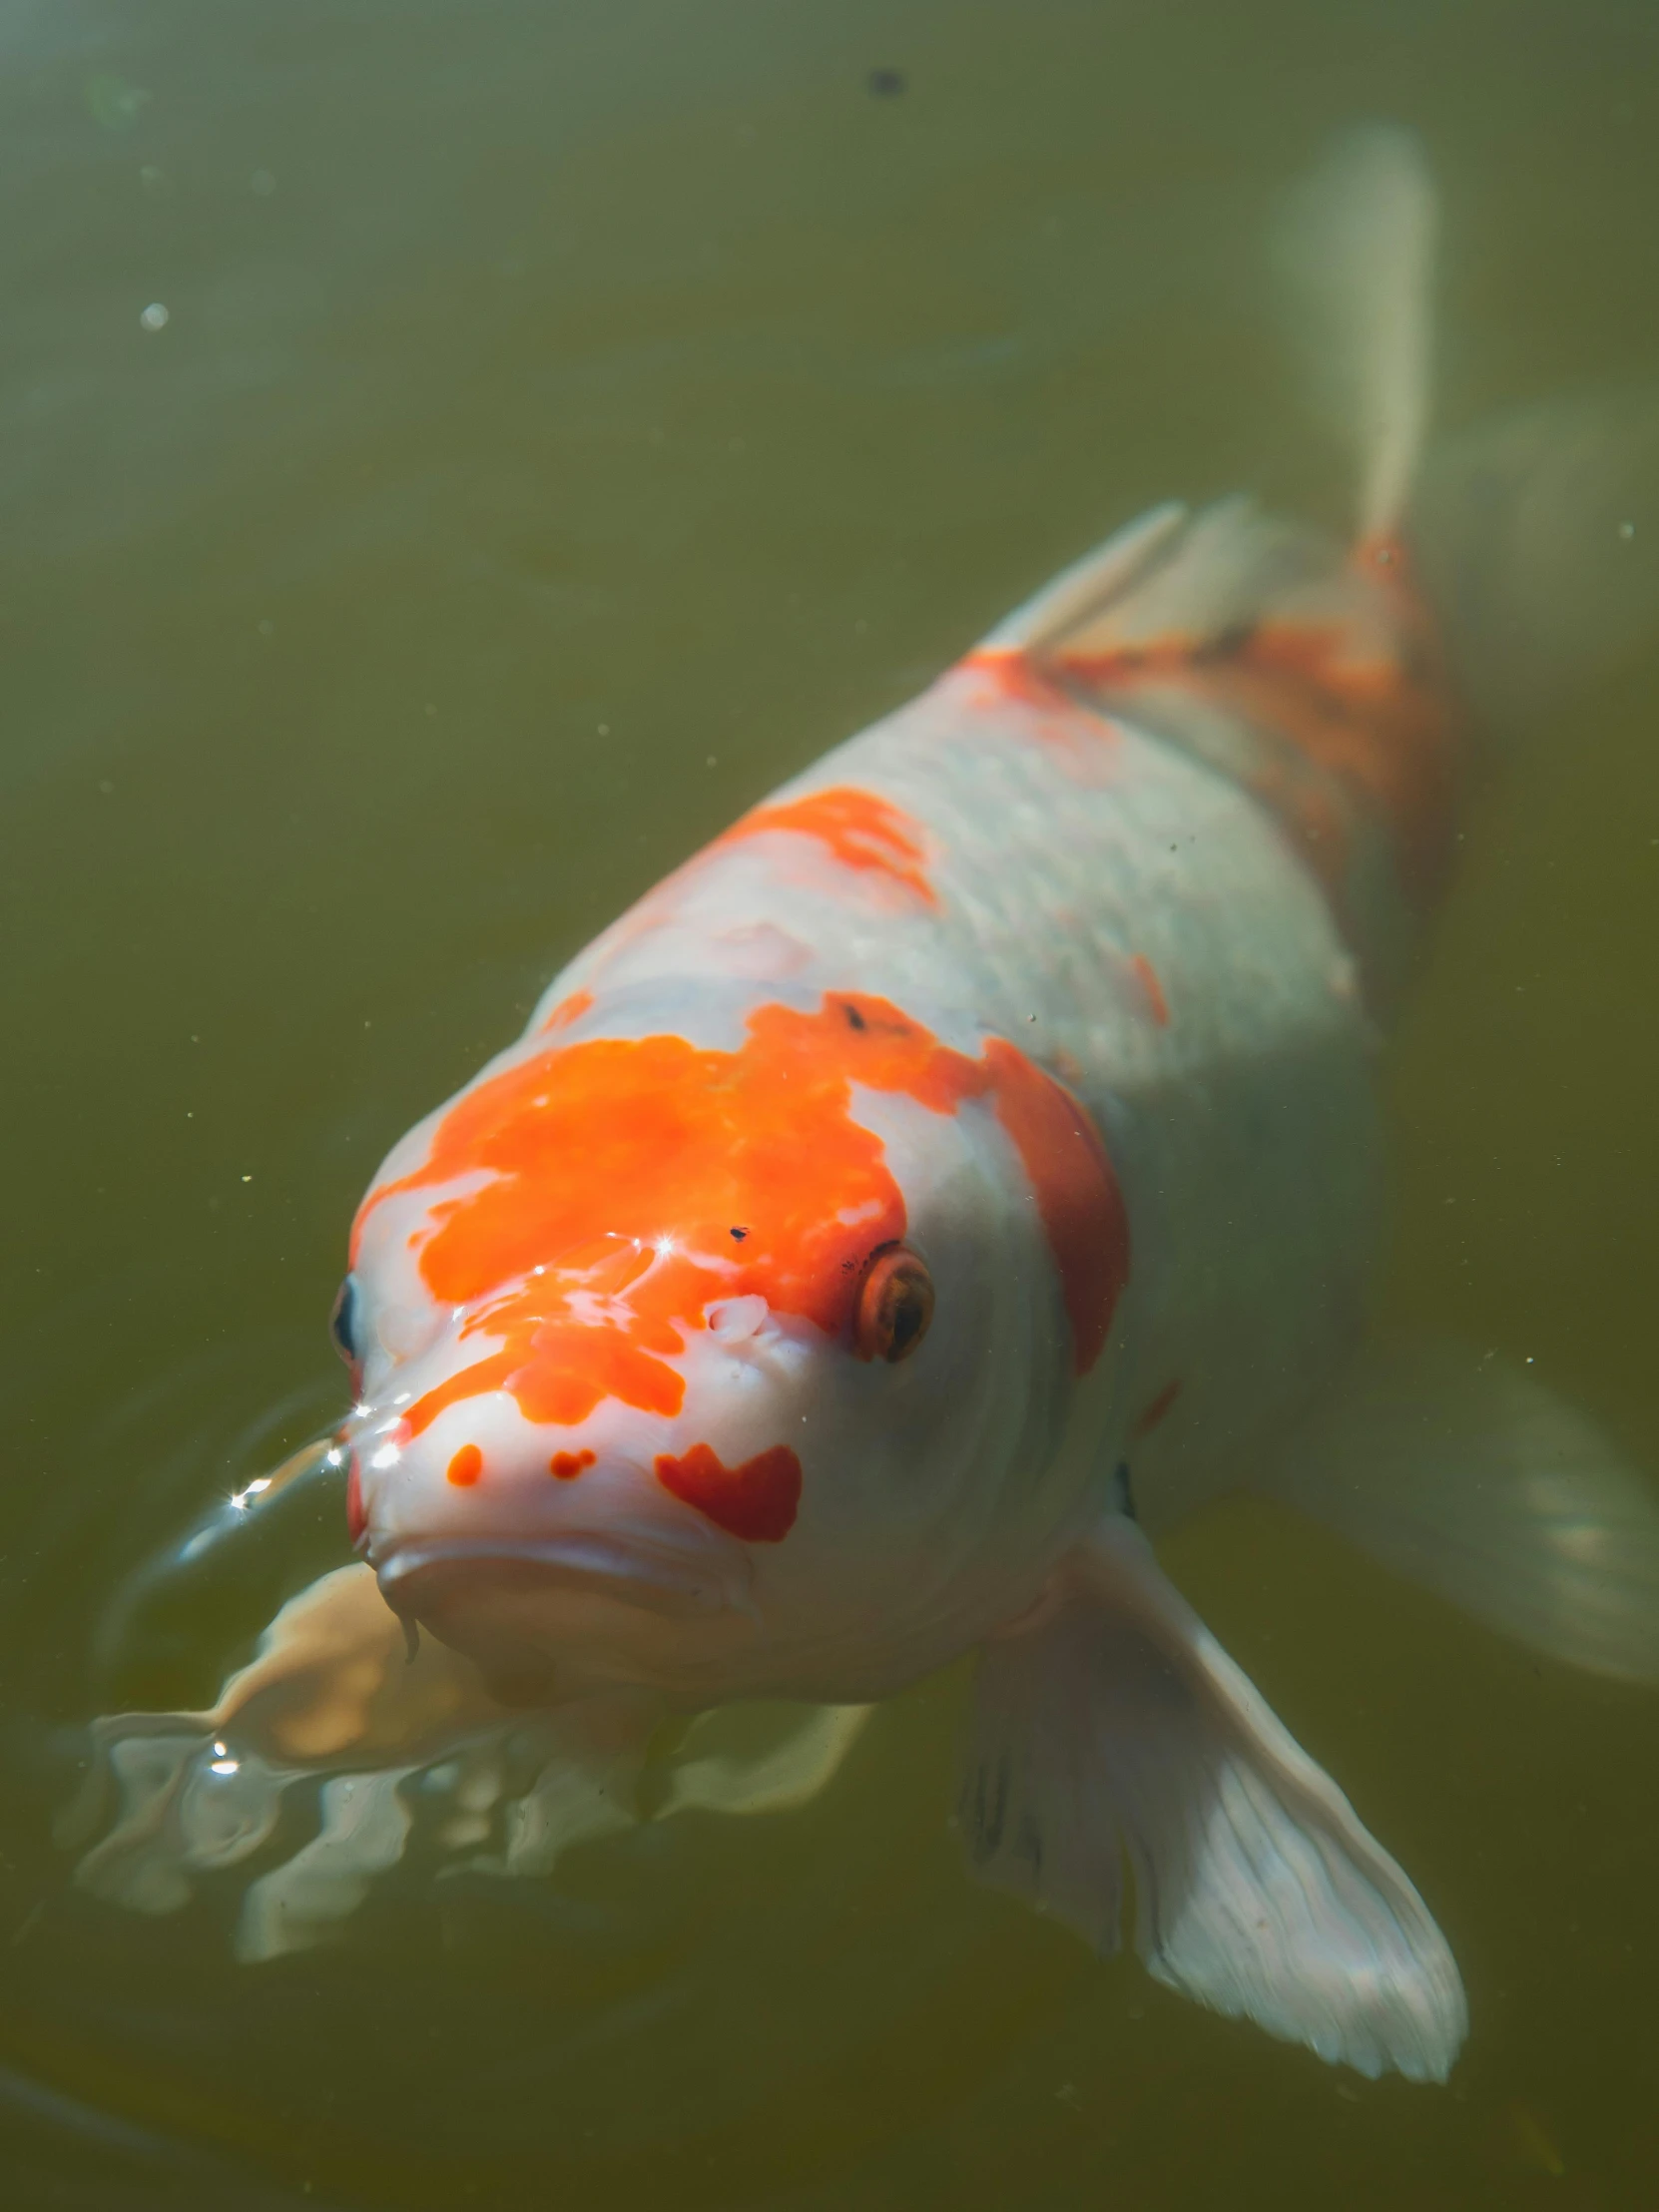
[72,129,1659,2083]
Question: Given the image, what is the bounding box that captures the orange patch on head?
[654,1441,803,1542]
[447,1443,483,1487]
[356,992,1129,1451]
[550,1448,596,1480]
[977,1038,1128,1376]
[718,787,937,907]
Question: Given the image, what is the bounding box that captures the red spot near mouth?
[345,1455,366,1544]
[719,787,937,907]
[1129,952,1170,1028]
[654,1441,803,1542]
[549,1448,595,1480]
[447,1443,483,1487]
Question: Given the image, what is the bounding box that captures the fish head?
[337,989,1127,1703]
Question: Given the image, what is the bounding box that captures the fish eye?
[329,1276,359,1367]
[852,1244,934,1364]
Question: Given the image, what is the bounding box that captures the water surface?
[4,2,1659,2204]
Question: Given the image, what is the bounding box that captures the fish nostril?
[707,1295,769,1344]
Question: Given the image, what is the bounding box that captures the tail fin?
[1274,124,1437,542]
[1409,390,1659,731]
[1277,125,1659,730]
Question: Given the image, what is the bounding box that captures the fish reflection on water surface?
[65,128,1659,2084]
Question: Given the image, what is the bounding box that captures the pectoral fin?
[65,1563,868,1953]
[959,1516,1465,2081]
[1257,1343,1659,1684]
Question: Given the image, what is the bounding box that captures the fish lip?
[375,1529,756,1622]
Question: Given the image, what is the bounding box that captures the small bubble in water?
[251,169,276,197]
[140,301,169,331]
[1619,520,1637,540]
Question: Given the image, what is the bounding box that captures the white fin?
[62,1563,510,1921]
[1257,1343,1659,1684]
[236,1769,415,1961]
[977,504,1190,656]
[658,1700,871,1819]
[65,1564,867,1944]
[1040,496,1348,664]
[1409,390,1659,732]
[1274,124,1437,540]
[959,1516,1465,2081]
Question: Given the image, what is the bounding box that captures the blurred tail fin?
[1278,125,1659,730]
[1409,389,1659,731]
[1274,123,1437,541]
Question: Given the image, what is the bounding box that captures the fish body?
[347,516,1391,1700]
[71,129,1659,2085]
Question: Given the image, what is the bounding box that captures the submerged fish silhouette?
[68,127,1659,2082]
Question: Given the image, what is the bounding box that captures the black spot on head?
[730,1226,749,1241]
[843,1001,867,1031]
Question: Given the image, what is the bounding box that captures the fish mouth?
[376,1531,757,1704]
[377,1524,755,1626]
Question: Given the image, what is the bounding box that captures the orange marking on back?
[960,647,1075,713]
[446,1442,483,1487]
[654,1441,802,1542]
[538,988,594,1034]
[355,995,1129,1448]
[1132,1377,1182,1439]
[718,787,937,906]
[959,649,1124,783]
[1058,560,1458,910]
[1129,953,1170,1028]
[549,1448,595,1480]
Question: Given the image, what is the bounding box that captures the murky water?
[4,1,1659,2203]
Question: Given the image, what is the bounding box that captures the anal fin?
[959,1517,1465,2081]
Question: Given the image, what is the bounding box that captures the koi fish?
[68,128,1659,2081]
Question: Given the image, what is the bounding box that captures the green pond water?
[4,1,1659,2204]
